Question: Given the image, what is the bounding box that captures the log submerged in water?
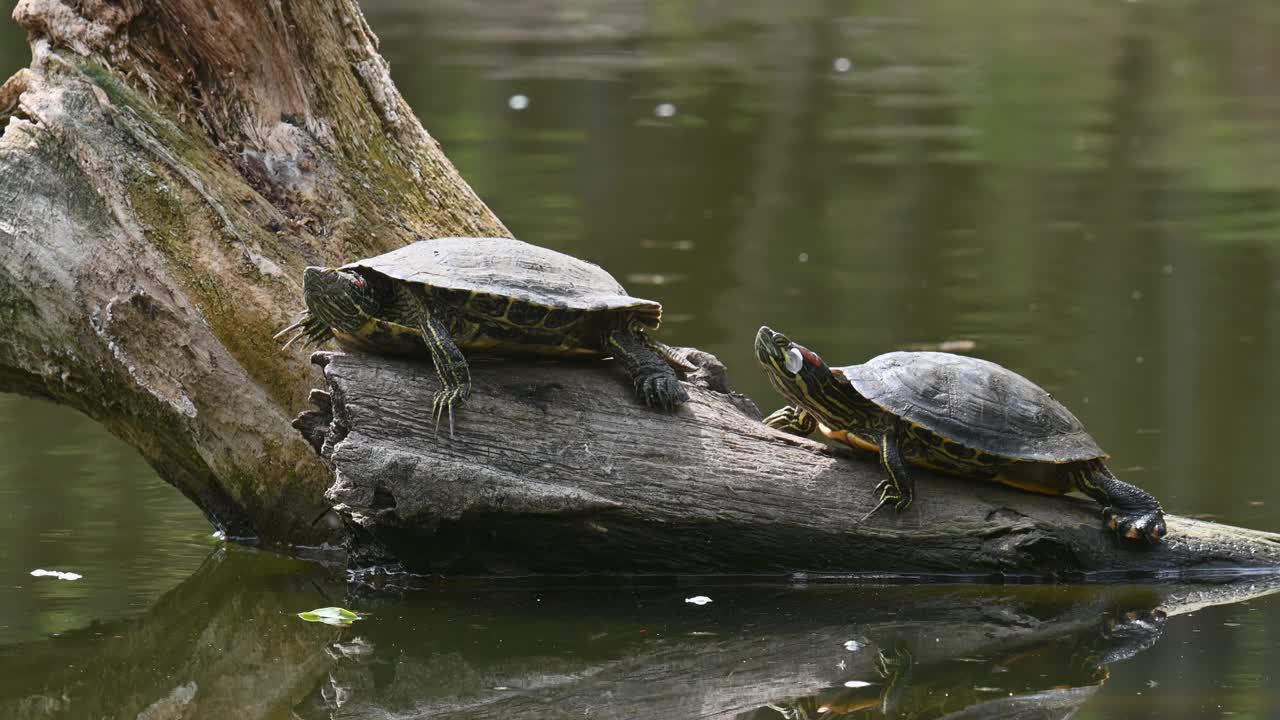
[297,350,1280,577]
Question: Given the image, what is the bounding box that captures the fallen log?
[296,350,1280,577]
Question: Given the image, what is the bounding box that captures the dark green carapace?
[754,326,1167,542]
[277,237,689,432]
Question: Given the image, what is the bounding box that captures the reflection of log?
[0,0,505,544]
[2,549,1274,720]
[0,549,338,718]
[297,578,1279,720]
[299,351,1280,576]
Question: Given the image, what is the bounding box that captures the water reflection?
[1,548,1274,719]
[750,607,1164,719]
[0,395,212,645]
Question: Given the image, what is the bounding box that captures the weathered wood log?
[299,350,1280,577]
[0,0,506,543]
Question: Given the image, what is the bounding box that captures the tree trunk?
[0,0,506,544]
[300,351,1280,577]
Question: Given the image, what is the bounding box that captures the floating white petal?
[30,569,82,581]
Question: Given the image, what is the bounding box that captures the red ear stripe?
[801,349,822,366]
[352,275,366,289]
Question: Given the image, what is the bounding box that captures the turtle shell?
[838,351,1105,463]
[342,237,660,325]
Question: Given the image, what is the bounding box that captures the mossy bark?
[0,0,507,544]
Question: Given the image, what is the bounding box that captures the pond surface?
[1,0,1279,717]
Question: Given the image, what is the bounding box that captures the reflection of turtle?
[277,237,689,431]
[754,610,1165,720]
[754,326,1166,542]
[762,648,911,719]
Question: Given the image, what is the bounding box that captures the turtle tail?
[643,334,696,374]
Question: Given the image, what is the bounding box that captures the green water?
[1,0,1279,717]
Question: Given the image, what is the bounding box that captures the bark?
[0,0,507,544]
[300,351,1280,577]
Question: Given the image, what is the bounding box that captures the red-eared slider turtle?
[276,237,689,430]
[754,326,1166,542]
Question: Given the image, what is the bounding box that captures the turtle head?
[755,326,837,405]
[302,266,383,335]
[755,326,830,377]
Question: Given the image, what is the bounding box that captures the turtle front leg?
[414,301,471,437]
[605,330,689,411]
[1072,462,1167,542]
[763,406,818,436]
[862,421,916,522]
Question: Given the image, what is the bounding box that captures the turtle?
[276,237,690,431]
[753,326,1167,542]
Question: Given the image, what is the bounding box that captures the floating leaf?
[297,607,362,625]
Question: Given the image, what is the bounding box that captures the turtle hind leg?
[763,406,818,436]
[1072,461,1167,542]
[605,329,688,411]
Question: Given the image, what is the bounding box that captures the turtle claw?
[431,384,471,439]
[859,496,894,524]
[279,329,307,350]
[762,407,796,430]
[861,479,913,523]
[1104,507,1167,543]
[1096,608,1167,665]
[762,406,817,436]
[635,373,687,412]
[274,319,304,342]
[275,312,333,350]
[875,648,905,677]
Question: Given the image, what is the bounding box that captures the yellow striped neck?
[770,369,888,435]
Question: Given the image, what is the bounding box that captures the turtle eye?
[784,347,805,374]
